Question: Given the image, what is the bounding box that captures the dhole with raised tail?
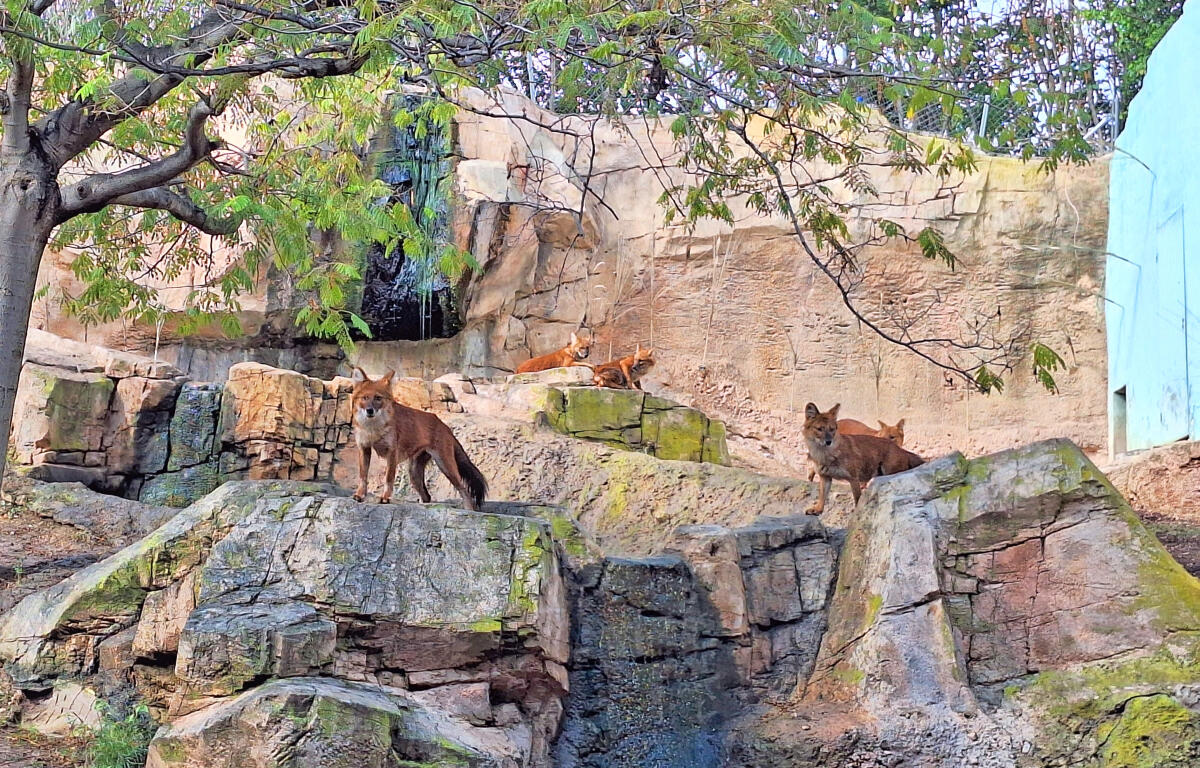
[806,417,906,481]
[515,332,592,374]
[351,368,488,511]
[803,402,923,515]
[592,345,655,389]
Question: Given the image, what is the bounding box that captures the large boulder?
[146,677,533,768]
[0,482,322,686]
[732,439,1200,766]
[0,481,570,766]
[502,374,730,465]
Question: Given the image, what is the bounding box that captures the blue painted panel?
[1129,208,1188,448]
[1105,0,1200,452]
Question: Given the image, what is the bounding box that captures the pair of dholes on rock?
[349,333,921,517]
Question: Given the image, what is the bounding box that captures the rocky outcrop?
[535,378,728,464]
[12,331,183,497]
[11,349,755,526]
[0,482,571,766]
[8,348,467,508]
[395,415,815,554]
[726,439,1200,767]
[555,516,836,768]
[0,477,842,768]
[6,433,1200,767]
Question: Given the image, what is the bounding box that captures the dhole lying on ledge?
[592,345,655,389]
[351,368,488,511]
[803,402,923,515]
[515,332,592,374]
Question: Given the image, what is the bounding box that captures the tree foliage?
[1,0,1110,390]
[1084,0,1185,122]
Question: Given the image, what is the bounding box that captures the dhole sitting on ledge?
[351,368,488,511]
[803,402,923,515]
[515,332,592,374]
[592,345,655,389]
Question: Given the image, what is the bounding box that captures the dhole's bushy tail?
[454,441,488,509]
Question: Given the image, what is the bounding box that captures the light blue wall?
[1107,0,1200,453]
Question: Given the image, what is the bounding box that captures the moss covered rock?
[0,481,323,685]
[146,677,532,767]
[803,438,1200,767]
[532,383,730,465]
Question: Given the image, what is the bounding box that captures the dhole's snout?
[364,407,376,418]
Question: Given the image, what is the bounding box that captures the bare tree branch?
[57,102,219,220]
[35,8,247,168]
[109,187,239,236]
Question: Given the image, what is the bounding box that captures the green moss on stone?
[468,618,503,633]
[1127,508,1200,632]
[548,514,587,557]
[647,407,706,462]
[701,419,730,465]
[1098,694,1200,767]
[561,387,644,436]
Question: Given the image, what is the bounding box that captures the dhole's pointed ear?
[351,367,369,383]
[645,347,654,357]
[570,332,579,345]
[829,403,841,418]
[896,418,905,430]
[878,421,888,431]
[804,402,820,419]
[380,370,395,385]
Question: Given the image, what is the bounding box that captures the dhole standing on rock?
[592,344,655,389]
[807,416,906,481]
[350,368,488,511]
[515,332,592,373]
[803,402,924,515]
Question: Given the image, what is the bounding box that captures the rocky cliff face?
[3,430,1198,767]
[29,90,1109,476]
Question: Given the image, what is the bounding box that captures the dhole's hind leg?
[408,451,432,503]
[429,449,478,512]
[354,445,372,502]
[849,480,862,505]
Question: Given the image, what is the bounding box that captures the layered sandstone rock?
[730,439,1200,767]
[4,440,1200,767]
[0,482,571,766]
[29,90,1109,479]
[11,331,184,497]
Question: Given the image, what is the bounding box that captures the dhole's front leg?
[380,451,399,504]
[354,445,372,502]
[620,362,635,389]
[806,475,830,515]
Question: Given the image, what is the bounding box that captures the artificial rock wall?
[29,90,1110,474]
[8,333,728,508]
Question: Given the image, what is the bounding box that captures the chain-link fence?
[856,84,1120,157]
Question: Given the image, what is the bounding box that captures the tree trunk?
[0,153,61,485]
